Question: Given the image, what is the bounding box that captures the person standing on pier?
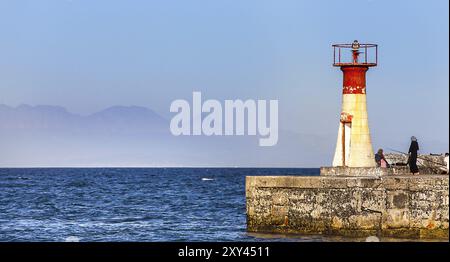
[408,136,420,175]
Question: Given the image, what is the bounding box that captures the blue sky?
[0,0,448,162]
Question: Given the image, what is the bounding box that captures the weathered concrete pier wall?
[246,175,449,239]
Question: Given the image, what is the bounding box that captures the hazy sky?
[0,0,448,156]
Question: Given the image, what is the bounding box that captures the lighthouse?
[332,40,378,168]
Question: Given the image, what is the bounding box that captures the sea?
[0,168,397,242]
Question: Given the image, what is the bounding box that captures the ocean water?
[0,168,359,242]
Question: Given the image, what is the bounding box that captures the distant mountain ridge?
[0,104,167,133]
[0,104,334,167]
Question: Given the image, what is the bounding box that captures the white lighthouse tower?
[331,41,378,168]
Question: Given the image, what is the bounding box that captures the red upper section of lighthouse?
[332,42,377,67]
[342,67,368,94]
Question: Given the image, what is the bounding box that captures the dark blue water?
[0,168,334,242]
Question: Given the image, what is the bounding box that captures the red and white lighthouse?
[332,41,378,167]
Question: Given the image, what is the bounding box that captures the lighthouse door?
[342,122,352,166]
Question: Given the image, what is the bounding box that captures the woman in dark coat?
[408,136,420,175]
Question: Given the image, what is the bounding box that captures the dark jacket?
[409,141,419,156]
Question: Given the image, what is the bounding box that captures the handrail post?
[365,45,367,64]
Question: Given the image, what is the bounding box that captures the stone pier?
[246,174,449,239]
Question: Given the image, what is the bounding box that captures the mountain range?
[0,104,334,167]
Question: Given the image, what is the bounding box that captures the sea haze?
[0,104,334,167]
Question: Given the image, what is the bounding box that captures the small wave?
[201,178,214,181]
[64,236,80,242]
[104,217,147,223]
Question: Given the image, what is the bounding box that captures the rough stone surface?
[246,175,449,239]
[320,166,439,176]
[321,167,389,176]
